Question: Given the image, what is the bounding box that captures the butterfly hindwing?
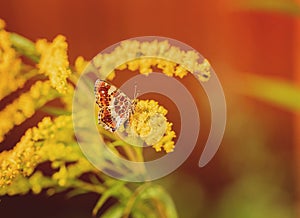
[94,79,133,132]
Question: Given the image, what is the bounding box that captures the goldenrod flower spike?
[94,38,211,81]
[0,19,5,29]
[0,115,75,188]
[128,100,176,153]
[0,19,24,100]
[36,35,71,94]
[0,81,58,143]
[74,56,88,75]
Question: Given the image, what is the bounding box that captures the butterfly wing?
[94,79,132,132]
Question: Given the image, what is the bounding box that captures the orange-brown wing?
[94,79,132,132]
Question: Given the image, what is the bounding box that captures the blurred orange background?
[0,0,299,217]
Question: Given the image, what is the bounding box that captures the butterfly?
[94,79,136,132]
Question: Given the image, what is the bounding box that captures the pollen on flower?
[107,70,116,81]
[195,59,211,81]
[116,63,127,70]
[140,40,158,56]
[74,56,88,74]
[0,115,74,188]
[157,60,176,77]
[152,122,176,153]
[0,81,58,143]
[36,35,71,94]
[128,100,176,153]
[174,65,188,78]
[89,38,211,82]
[138,59,153,75]
[0,19,5,29]
[127,59,140,71]
[0,21,24,100]
[0,129,39,187]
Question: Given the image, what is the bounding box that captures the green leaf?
[239,74,300,111]
[92,182,126,216]
[93,192,113,216]
[132,184,178,218]
[235,0,300,16]
[100,204,125,218]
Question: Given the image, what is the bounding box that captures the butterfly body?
[94,79,134,132]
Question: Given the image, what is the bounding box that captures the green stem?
[92,181,129,216]
[10,32,40,62]
[122,183,151,218]
[69,179,106,194]
[135,147,144,162]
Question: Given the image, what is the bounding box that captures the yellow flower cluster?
[30,116,89,181]
[129,100,176,153]
[0,19,25,100]
[0,81,58,142]
[0,19,5,29]
[89,40,212,154]
[152,122,176,153]
[36,35,71,94]
[51,157,95,188]
[1,154,97,196]
[119,58,188,78]
[91,39,211,81]
[74,56,88,75]
[0,115,75,188]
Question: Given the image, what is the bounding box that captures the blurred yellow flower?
[195,59,211,82]
[0,19,24,100]
[36,35,71,94]
[107,70,116,81]
[0,19,5,29]
[74,56,88,74]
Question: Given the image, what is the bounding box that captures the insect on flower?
[94,79,136,132]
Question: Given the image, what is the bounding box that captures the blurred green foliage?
[235,0,300,16]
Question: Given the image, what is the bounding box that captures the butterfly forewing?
[94,79,133,132]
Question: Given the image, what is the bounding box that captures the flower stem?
[9,32,40,62]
